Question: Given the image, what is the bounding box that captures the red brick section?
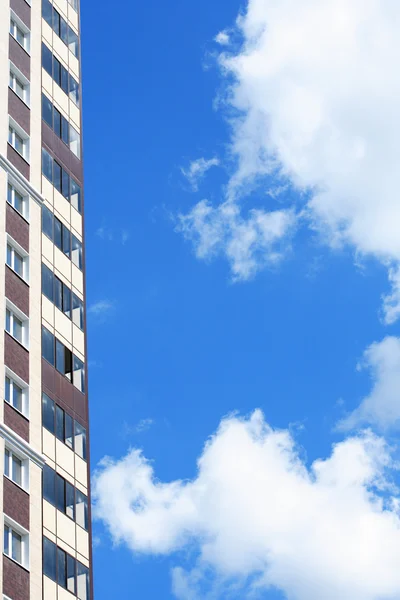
[7,144,29,181]
[8,87,30,135]
[3,476,29,530]
[4,402,29,442]
[10,0,31,28]
[6,200,29,252]
[3,555,29,600]
[8,35,30,80]
[5,266,29,316]
[5,332,29,382]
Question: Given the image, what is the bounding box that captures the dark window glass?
[42,263,54,302]
[57,547,67,588]
[69,75,79,105]
[53,162,62,193]
[72,294,83,329]
[42,93,53,127]
[43,465,56,505]
[77,561,89,600]
[52,7,61,37]
[74,421,86,460]
[42,205,53,240]
[63,225,71,256]
[65,414,74,450]
[53,108,61,137]
[60,17,68,45]
[73,356,85,393]
[42,43,53,76]
[42,327,55,365]
[62,169,70,200]
[61,65,69,94]
[56,473,65,513]
[54,278,62,313]
[65,347,72,380]
[55,339,65,373]
[76,489,88,530]
[42,0,52,26]
[67,555,76,594]
[42,393,55,434]
[68,28,79,57]
[63,283,71,319]
[70,179,81,212]
[61,116,69,144]
[56,405,64,441]
[54,218,62,250]
[43,537,57,581]
[53,56,61,86]
[65,481,75,519]
[71,235,82,269]
[42,148,53,182]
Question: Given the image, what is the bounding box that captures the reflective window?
[42,326,55,365]
[42,393,55,434]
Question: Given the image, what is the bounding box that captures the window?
[5,371,28,416]
[42,263,53,302]
[71,179,81,212]
[42,0,79,57]
[43,538,89,599]
[42,329,85,392]
[42,148,53,182]
[42,264,82,327]
[6,238,28,281]
[73,356,85,393]
[10,14,30,53]
[8,120,29,161]
[42,93,52,128]
[56,339,72,379]
[42,326,55,365]
[69,125,80,158]
[4,520,29,568]
[42,94,81,158]
[43,466,88,529]
[41,43,80,105]
[42,205,54,239]
[75,489,88,530]
[41,148,82,212]
[7,182,28,219]
[4,447,28,490]
[42,395,87,460]
[5,305,28,348]
[71,235,82,269]
[9,65,29,105]
[72,294,84,329]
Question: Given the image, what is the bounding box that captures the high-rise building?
[0,0,92,598]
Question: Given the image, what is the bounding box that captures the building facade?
[0,0,92,598]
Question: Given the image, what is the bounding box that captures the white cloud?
[215,31,230,46]
[177,200,296,281]
[179,0,400,317]
[338,336,400,432]
[181,157,220,192]
[93,408,400,600]
[88,300,114,317]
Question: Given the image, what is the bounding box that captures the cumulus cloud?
[93,408,400,600]
[179,0,400,318]
[215,30,230,46]
[177,200,296,281]
[181,157,220,192]
[88,300,114,317]
[338,336,400,432]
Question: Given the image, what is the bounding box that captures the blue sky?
[81,1,400,599]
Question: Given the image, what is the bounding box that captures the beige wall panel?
[42,21,53,46]
[53,83,70,115]
[69,53,79,79]
[43,500,57,535]
[54,189,70,222]
[56,439,74,477]
[75,478,87,496]
[56,516,75,553]
[67,5,79,30]
[43,575,57,600]
[42,178,54,205]
[42,70,53,98]
[42,234,54,264]
[76,527,89,560]
[59,586,74,600]
[54,249,72,283]
[30,464,43,598]
[72,264,83,294]
[43,428,56,462]
[54,0,69,19]
[69,101,80,130]
[55,309,73,345]
[57,463,74,487]
[70,207,82,236]
[74,347,84,363]
[42,296,55,327]
[77,553,89,568]
[75,455,87,488]
[73,324,85,356]
[53,36,69,66]
[43,528,57,544]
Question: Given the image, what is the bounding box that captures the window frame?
[5,367,29,418]
[9,62,30,106]
[3,517,29,570]
[6,234,29,282]
[7,179,29,221]
[42,394,87,461]
[4,445,29,492]
[9,12,30,54]
[8,118,30,162]
[5,301,29,349]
